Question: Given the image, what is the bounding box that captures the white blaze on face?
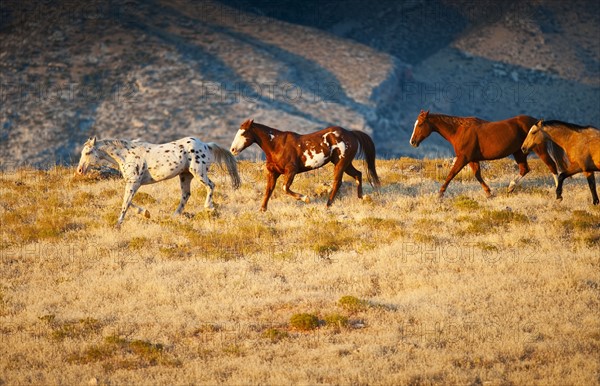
[230,129,248,155]
[303,149,327,168]
[409,119,419,144]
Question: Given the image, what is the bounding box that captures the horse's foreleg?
[556,167,582,202]
[469,162,491,197]
[344,163,363,199]
[174,172,193,215]
[283,171,309,203]
[584,171,599,205]
[439,157,468,198]
[261,171,280,211]
[556,172,568,202]
[117,181,141,226]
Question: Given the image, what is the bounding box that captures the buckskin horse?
[230,119,380,211]
[409,110,567,198]
[76,137,240,225]
[522,119,600,205]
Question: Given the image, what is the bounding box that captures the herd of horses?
[76,112,600,225]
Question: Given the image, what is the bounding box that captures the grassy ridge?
[1,159,599,385]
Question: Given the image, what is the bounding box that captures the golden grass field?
[1,158,599,385]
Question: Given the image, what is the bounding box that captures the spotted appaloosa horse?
[76,137,240,225]
[230,119,380,211]
[409,110,567,198]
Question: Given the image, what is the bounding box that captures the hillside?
[0,0,598,166]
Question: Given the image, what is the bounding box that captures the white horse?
[76,137,241,225]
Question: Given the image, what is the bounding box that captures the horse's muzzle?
[410,140,419,148]
[521,146,530,154]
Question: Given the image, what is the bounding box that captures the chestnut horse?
[409,110,566,198]
[230,119,380,211]
[522,119,600,205]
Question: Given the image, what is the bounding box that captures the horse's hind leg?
[344,163,363,199]
[469,162,491,198]
[584,171,599,205]
[508,152,530,193]
[174,171,193,215]
[327,163,347,207]
[282,170,309,203]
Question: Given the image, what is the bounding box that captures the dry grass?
[1,159,599,385]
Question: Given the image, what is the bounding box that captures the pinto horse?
[230,119,380,211]
[76,137,240,225]
[522,119,600,205]
[409,110,566,198]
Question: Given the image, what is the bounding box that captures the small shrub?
[128,237,149,250]
[338,296,369,313]
[51,317,102,341]
[290,313,320,331]
[69,335,180,369]
[134,192,157,205]
[323,314,349,329]
[453,195,480,210]
[262,328,289,342]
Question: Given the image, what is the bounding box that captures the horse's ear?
[249,119,254,124]
[537,119,543,127]
[90,137,97,147]
[424,110,429,117]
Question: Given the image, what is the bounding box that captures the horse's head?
[230,119,255,155]
[76,137,100,175]
[409,110,432,148]
[521,119,545,154]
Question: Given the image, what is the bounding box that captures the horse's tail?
[209,143,241,189]
[351,130,381,188]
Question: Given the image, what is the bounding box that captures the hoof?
[301,195,310,203]
[593,200,599,205]
[144,210,151,219]
[556,197,563,203]
[258,207,267,212]
[507,183,516,193]
[485,191,493,199]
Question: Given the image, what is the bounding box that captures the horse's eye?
[85,151,92,156]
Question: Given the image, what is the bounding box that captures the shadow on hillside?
[121,0,369,127]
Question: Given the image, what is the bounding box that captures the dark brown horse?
[230,119,380,211]
[522,119,600,205]
[409,110,567,197]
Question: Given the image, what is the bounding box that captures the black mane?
[543,120,596,131]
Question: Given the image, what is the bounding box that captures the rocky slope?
[0,0,598,166]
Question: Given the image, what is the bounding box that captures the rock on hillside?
[0,0,598,166]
